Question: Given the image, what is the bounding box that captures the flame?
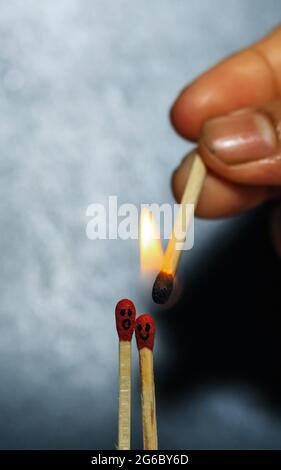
[140,208,163,275]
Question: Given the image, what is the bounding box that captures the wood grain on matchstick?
[118,340,132,450]
[152,151,206,304]
[162,151,206,276]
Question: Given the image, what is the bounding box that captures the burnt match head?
[115,298,136,341]
[135,314,155,351]
[152,271,174,304]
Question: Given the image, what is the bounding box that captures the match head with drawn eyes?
[135,314,155,351]
[115,298,136,341]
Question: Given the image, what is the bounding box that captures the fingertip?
[170,47,277,142]
[170,83,204,141]
[171,168,181,203]
[170,64,241,141]
[171,153,194,203]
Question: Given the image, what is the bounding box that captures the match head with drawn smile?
[135,314,155,351]
[115,298,136,341]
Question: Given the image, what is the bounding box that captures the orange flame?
[140,208,163,275]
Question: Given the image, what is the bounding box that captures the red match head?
[135,314,155,351]
[115,299,136,341]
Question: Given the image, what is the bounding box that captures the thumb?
[199,99,281,185]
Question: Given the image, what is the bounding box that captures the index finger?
[170,25,281,141]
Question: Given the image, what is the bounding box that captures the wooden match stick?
[152,151,206,304]
[115,298,136,450]
[135,314,158,450]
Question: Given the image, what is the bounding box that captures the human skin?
[170,25,281,255]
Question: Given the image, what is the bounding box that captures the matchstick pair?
[115,299,157,451]
[114,152,206,449]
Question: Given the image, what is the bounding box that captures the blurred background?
[0,0,280,449]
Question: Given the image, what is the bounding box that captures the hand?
[171,25,281,256]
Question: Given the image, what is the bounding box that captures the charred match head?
[135,314,155,351]
[152,271,174,304]
[115,298,136,341]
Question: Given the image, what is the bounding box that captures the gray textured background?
[0,0,280,449]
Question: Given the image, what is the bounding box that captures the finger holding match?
[115,298,136,450]
[152,151,206,304]
[135,314,158,450]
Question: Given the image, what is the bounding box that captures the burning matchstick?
[152,151,206,304]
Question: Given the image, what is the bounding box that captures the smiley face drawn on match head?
[137,321,151,341]
[115,299,136,341]
[135,314,155,351]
